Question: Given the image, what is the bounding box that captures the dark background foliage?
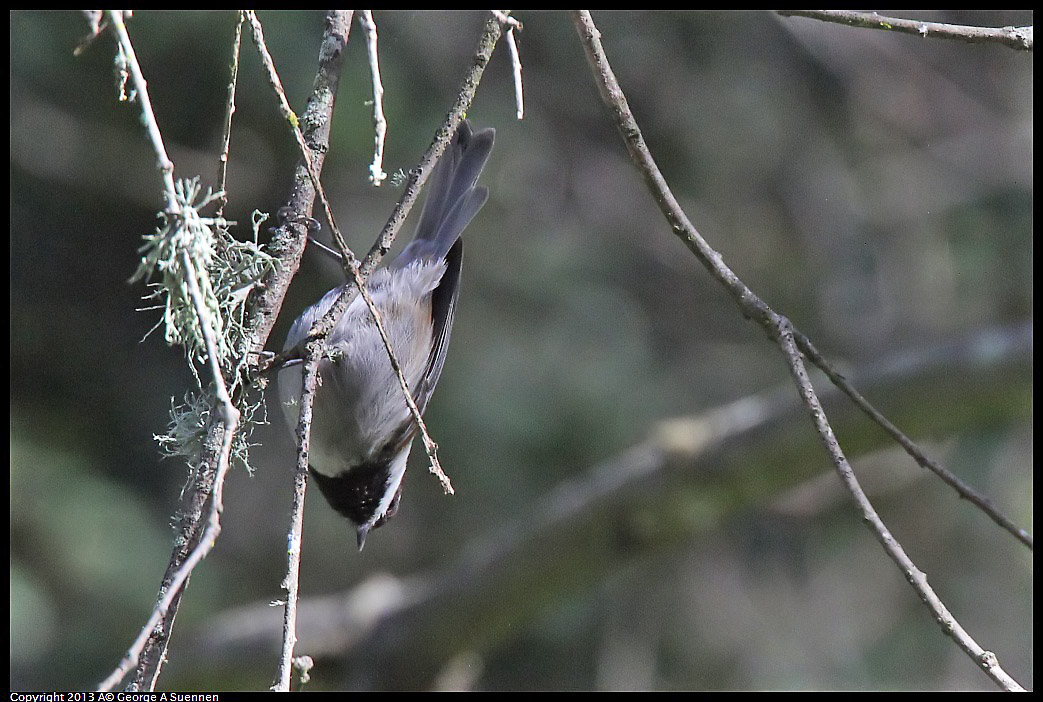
[10,10,1032,691]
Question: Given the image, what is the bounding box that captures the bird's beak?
[356,523,371,551]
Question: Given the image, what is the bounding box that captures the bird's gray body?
[279,121,494,548]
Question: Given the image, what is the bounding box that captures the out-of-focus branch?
[776,10,1033,51]
[189,322,1032,689]
[571,10,1026,691]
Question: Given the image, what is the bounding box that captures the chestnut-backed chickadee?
[278,121,495,550]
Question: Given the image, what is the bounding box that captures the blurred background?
[10,10,1032,691]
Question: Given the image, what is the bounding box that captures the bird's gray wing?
[413,237,463,415]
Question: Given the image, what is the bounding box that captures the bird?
[278,120,495,550]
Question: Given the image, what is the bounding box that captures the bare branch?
[215,11,244,219]
[571,10,1026,691]
[773,320,1025,692]
[358,10,389,186]
[106,11,178,214]
[272,344,322,691]
[794,330,1032,549]
[493,11,525,119]
[776,10,1033,51]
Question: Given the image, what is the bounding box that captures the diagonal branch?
[794,330,1032,549]
[245,9,452,493]
[772,319,1025,692]
[571,10,1026,692]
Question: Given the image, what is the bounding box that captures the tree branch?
[776,10,1033,51]
[571,10,1026,691]
[794,329,1032,549]
[272,341,323,691]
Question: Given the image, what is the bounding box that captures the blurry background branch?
[188,322,1031,689]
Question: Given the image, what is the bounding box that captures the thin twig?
[571,10,1025,691]
[74,10,107,56]
[358,10,388,186]
[506,28,524,120]
[776,10,1033,51]
[106,11,178,215]
[360,10,508,277]
[493,11,525,119]
[216,11,244,219]
[795,330,1032,549]
[272,344,321,692]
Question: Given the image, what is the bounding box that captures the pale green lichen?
[132,177,277,475]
